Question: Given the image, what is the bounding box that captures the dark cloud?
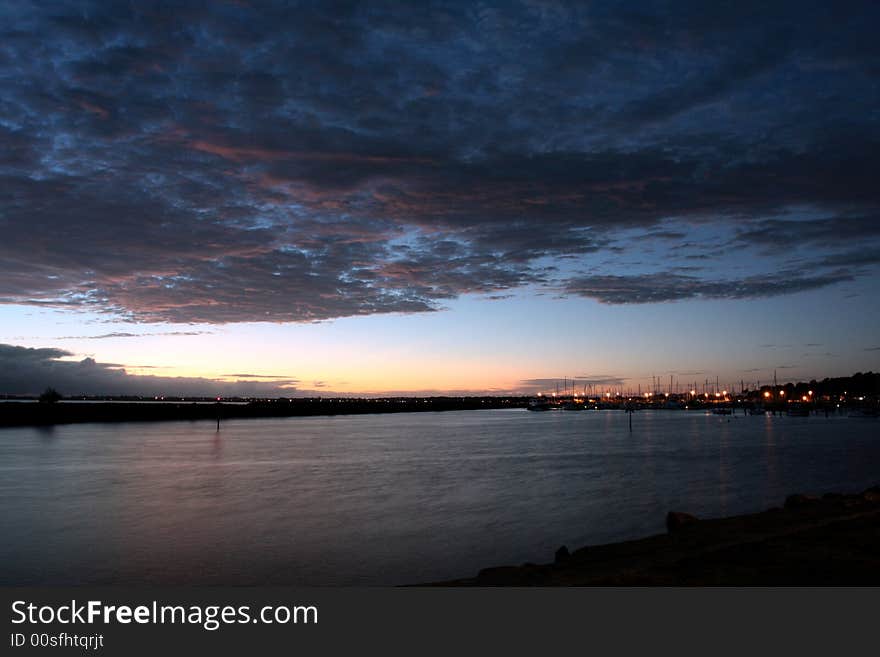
[224,373,295,380]
[813,246,880,269]
[57,331,211,339]
[0,344,296,397]
[734,216,880,253]
[1,1,879,321]
[518,376,626,393]
[563,271,853,304]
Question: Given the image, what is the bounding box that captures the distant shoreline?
[427,486,880,586]
[2,397,877,428]
[0,398,528,427]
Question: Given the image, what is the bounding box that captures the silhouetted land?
[1,372,876,427]
[0,397,528,427]
[429,487,880,586]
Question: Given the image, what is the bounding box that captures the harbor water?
[1,409,877,585]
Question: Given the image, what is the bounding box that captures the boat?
[848,407,879,418]
[786,403,810,417]
[711,408,732,415]
[527,398,552,412]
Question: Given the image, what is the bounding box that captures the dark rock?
[477,566,519,580]
[785,494,820,509]
[666,511,699,532]
[555,545,570,563]
[473,565,547,585]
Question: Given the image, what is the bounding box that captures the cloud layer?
[2,1,879,321]
[0,344,298,397]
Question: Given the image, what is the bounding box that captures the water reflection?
[35,424,56,440]
[1,410,877,585]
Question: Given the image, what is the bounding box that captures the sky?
[1,0,879,397]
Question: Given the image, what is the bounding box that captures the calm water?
[1,409,878,585]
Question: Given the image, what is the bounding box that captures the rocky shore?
[431,487,880,585]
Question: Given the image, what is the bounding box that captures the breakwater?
[0,397,528,427]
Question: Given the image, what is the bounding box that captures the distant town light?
[764,391,771,398]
